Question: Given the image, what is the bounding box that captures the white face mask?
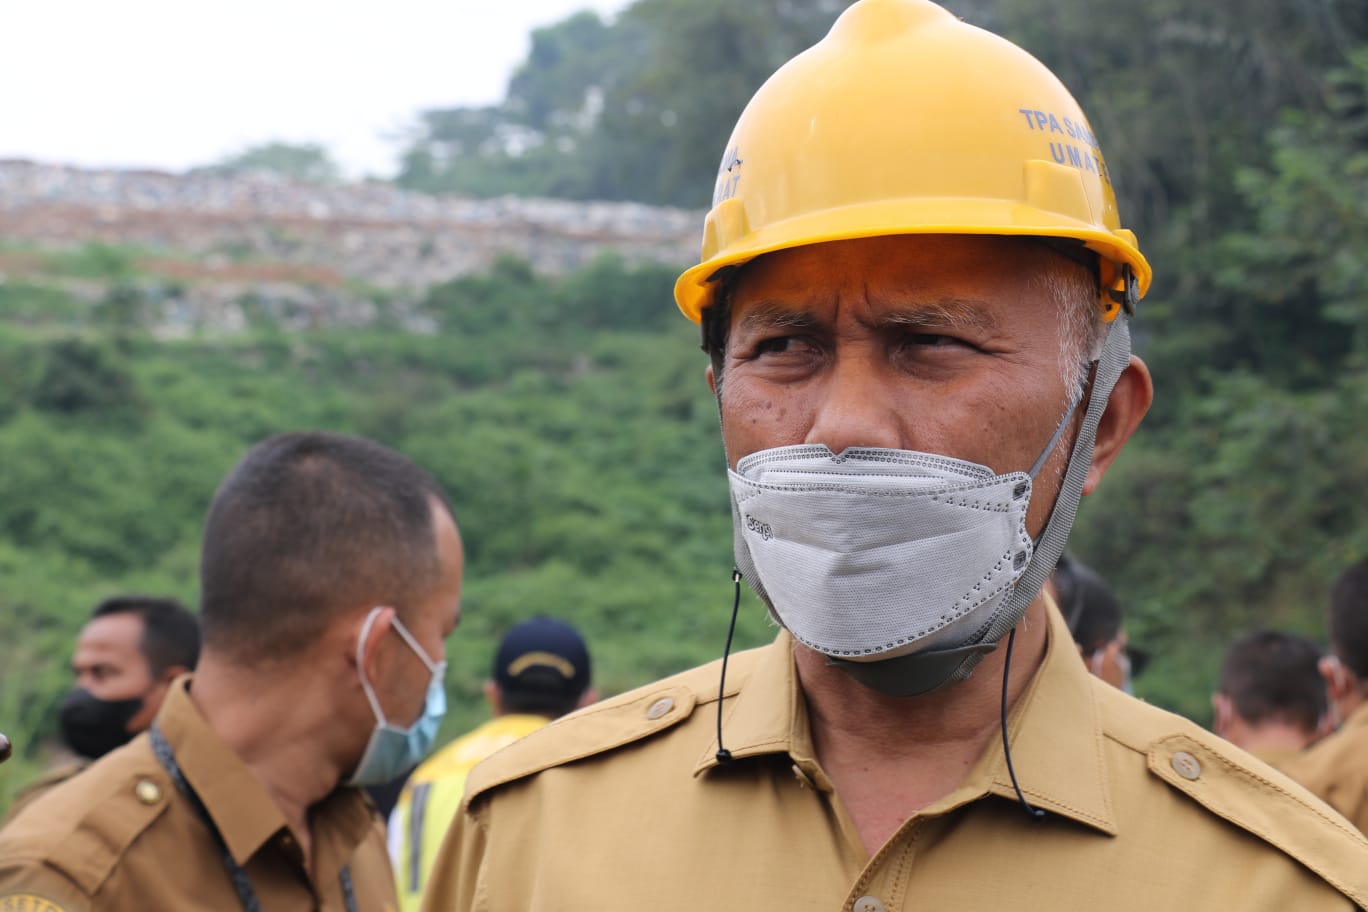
[724,319,1133,695]
[729,445,1036,661]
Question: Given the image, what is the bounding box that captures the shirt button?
[134,779,162,804]
[854,896,887,912]
[645,696,675,720]
[1172,751,1202,780]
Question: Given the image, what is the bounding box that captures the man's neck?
[189,655,353,868]
[1223,717,1315,756]
[795,599,1050,855]
[1341,687,1367,725]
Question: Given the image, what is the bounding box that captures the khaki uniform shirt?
[390,714,549,912]
[424,606,1368,911]
[0,678,397,912]
[2,761,88,827]
[1283,702,1368,835]
[1249,744,1305,772]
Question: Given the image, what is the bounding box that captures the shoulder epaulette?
[463,647,764,811]
[10,744,171,897]
[1097,683,1368,907]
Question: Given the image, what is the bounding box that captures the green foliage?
[43,242,138,282]
[0,281,86,326]
[396,0,855,206]
[29,338,146,425]
[1074,370,1368,721]
[438,0,1362,727]
[1213,51,1368,382]
[2,0,1366,816]
[0,253,775,812]
[207,141,342,184]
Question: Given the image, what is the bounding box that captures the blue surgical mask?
[349,607,447,786]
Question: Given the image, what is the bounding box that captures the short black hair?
[91,595,200,676]
[199,431,452,663]
[1052,554,1121,655]
[1218,630,1326,734]
[1328,558,1368,679]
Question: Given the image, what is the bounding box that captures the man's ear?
[706,363,717,397]
[483,679,503,716]
[1083,354,1153,495]
[1211,692,1234,737]
[129,665,189,732]
[1319,655,1353,701]
[352,606,396,684]
[145,664,188,706]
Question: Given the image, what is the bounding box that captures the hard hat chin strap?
[829,317,1132,696]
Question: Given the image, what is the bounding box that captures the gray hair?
[1030,257,1106,409]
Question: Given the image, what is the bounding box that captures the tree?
[1213,50,1368,383]
[208,142,342,184]
[31,339,145,424]
[395,0,856,205]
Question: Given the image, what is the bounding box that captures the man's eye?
[908,332,957,347]
[754,334,816,356]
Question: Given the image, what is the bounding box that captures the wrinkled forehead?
[724,234,1068,327]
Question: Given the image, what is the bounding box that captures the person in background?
[61,596,201,761]
[420,1,1368,908]
[4,596,200,823]
[1047,553,1146,691]
[1283,558,1368,833]
[390,616,593,912]
[1212,630,1328,768]
[0,431,463,910]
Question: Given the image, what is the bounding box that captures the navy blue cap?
[493,617,592,699]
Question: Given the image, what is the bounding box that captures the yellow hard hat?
[674,0,1151,324]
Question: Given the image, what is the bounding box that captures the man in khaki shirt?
[422,1,1368,909]
[1284,558,1368,833]
[4,595,200,824]
[1,432,464,911]
[1211,630,1328,769]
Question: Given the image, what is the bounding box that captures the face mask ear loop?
[356,606,389,726]
[715,569,742,764]
[1000,627,1046,821]
[1026,367,1091,482]
[965,320,1130,670]
[389,614,441,675]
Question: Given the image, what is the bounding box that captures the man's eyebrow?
[731,296,1002,334]
[733,301,822,334]
[874,298,1001,332]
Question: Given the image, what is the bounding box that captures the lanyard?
[149,724,358,912]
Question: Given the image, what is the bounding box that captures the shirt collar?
[693,600,1117,835]
[948,601,1118,834]
[157,675,377,873]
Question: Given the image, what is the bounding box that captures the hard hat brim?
[674,197,1152,324]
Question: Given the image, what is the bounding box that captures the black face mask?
[59,688,144,759]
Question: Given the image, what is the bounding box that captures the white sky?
[0,0,634,179]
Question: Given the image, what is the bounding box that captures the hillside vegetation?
[0,252,781,810]
[1,0,1365,813]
